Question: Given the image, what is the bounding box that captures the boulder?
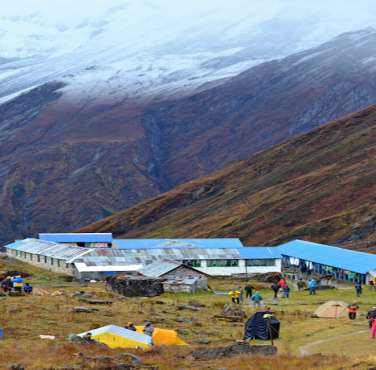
[192,343,277,360]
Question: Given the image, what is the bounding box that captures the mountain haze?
[81,104,376,250]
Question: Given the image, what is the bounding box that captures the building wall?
[195,259,281,276]
[6,248,73,275]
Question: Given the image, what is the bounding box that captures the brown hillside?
[81,104,376,250]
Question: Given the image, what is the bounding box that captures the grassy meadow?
[1,256,376,369]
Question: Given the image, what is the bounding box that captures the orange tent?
[136,326,187,346]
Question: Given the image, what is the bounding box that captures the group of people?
[1,275,32,294]
[229,286,263,307]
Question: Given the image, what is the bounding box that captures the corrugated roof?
[5,238,92,261]
[114,238,243,249]
[239,247,281,259]
[79,247,241,267]
[278,240,376,274]
[39,233,113,243]
[138,260,183,277]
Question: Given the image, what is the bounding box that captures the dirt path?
[298,329,368,356]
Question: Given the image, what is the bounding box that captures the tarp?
[78,325,152,349]
[313,301,348,318]
[136,326,187,346]
[244,311,280,340]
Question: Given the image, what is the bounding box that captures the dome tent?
[136,326,187,346]
[313,301,348,318]
[244,311,280,340]
[78,325,152,349]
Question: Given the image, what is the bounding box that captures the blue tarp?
[278,240,376,274]
[39,233,113,243]
[239,247,281,259]
[114,238,244,249]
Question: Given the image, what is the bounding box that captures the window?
[37,255,41,263]
[50,258,54,266]
[57,260,61,267]
[30,253,33,261]
[183,260,201,268]
[246,259,276,267]
[44,256,47,264]
[207,259,239,267]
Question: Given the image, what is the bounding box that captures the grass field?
[1,256,376,369]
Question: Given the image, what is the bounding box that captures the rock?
[175,317,193,324]
[188,300,206,308]
[192,338,211,345]
[177,304,201,312]
[67,334,87,344]
[192,343,277,360]
[87,299,112,305]
[73,306,99,313]
[176,328,190,336]
[9,365,25,370]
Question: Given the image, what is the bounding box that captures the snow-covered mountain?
[2,0,376,103]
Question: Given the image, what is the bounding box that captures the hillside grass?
[1,256,376,369]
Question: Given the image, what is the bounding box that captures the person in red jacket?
[278,278,287,289]
[371,318,376,338]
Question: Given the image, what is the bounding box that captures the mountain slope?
[3,30,376,244]
[81,104,376,250]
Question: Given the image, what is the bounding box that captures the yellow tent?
[78,325,152,349]
[136,326,187,346]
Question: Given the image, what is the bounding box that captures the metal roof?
[39,233,113,243]
[5,238,92,261]
[114,238,243,249]
[239,247,281,259]
[278,240,376,274]
[73,247,241,272]
[138,260,183,277]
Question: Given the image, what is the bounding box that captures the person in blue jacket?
[308,279,317,295]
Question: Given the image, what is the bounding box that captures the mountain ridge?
[80,103,376,251]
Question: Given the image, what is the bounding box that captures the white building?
[4,235,282,280]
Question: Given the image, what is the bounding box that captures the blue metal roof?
[39,233,113,243]
[114,238,243,249]
[239,247,281,259]
[278,240,376,274]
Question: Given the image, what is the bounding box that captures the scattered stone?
[9,365,25,370]
[192,338,211,345]
[107,275,164,297]
[175,317,193,323]
[67,334,87,344]
[177,304,201,312]
[176,328,190,336]
[87,299,112,305]
[188,300,206,308]
[73,306,99,313]
[192,343,277,360]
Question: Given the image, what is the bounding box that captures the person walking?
[271,282,280,299]
[283,285,290,299]
[371,318,376,339]
[278,277,287,289]
[251,291,263,309]
[229,290,241,304]
[355,282,362,297]
[244,284,253,299]
[297,279,305,292]
[347,301,359,320]
[308,278,317,295]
